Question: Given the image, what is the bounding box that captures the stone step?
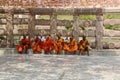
[90,49,120,56]
[0,48,120,56]
[0,54,120,80]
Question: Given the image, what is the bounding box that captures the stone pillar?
[73,14,79,42]
[28,14,35,38]
[50,13,57,40]
[5,8,14,48]
[95,14,104,50]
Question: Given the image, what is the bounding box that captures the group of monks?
[17,34,91,55]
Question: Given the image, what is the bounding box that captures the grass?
[39,15,73,20]
[38,14,120,20]
[57,15,73,20]
[102,37,120,43]
[56,15,96,20]
[87,37,120,43]
[79,15,96,20]
[104,14,120,19]
[105,25,120,30]
[38,15,96,20]
[38,15,50,20]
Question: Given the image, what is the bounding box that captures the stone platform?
[0,48,120,56]
[0,52,120,80]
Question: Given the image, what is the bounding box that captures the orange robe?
[63,37,70,51]
[63,42,69,51]
[68,39,78,52]
[25,38,31,49]
[54,38,64,54]
[21,38,30,53]
[43,38,54,52]
[33,38,42,53]
[79,39,90,53]
[17,38,30,53]
[17,44,23,53]
[49,38,54,51]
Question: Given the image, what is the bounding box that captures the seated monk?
[67,36,78,54]
[43,35,54,54]
[33,35,42,53]
[54,35,64,55]
[79,36,91,56]
[63,36,70,54]
[17,35,30,54]
[21,35,30,54]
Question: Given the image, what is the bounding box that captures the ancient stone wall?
[0,8,119,49]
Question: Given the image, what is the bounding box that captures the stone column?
[5,8,14,48]
[50,13,57,40]
[73,14,79,42]
[95,14,104,50]
[28,14,35,38]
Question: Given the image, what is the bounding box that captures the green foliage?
[57,15,73,20]
[105,25,120,30]
[39,15,50,20]
[79,26,86,30]
[65,25,73,30]
[79,15,96,20]
[37,14,120,30]
[38,14,120,20]
[0,35,6,40]
[104,14,120,19]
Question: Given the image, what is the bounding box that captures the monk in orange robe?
[63,36,70,54]
[33,35,42,53]
[17,35,30,54]
[43,35,54,54]
[21,35,30,54]
[54,35,64,54]
[79,36,91,56]
[67,37,78,54]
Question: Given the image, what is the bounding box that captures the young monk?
[17,35,30,54]
[54,35,64,55]
[63,36,70,54]
[43,35,54,54]
[32,35,42,53]
[67,36,78,54]
[21,35,30,54]
[79,36,91,56]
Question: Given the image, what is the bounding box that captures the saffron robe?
[33,38,42,53]
[17,44,23,53]
[21,38,30,53]
[54,38,64,54]
[68,38,78,52]
[43,38,54,52]
[79,39,91,53]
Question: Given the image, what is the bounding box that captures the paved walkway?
[0,53,120,80]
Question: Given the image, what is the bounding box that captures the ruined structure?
[0,7,120,49]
